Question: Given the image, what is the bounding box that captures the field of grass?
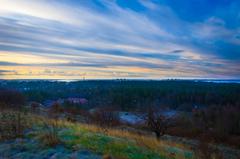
[0,111,234,159]
[58,122,193,159]
[18,115,193,159]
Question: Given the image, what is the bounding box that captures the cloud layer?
[0,0,239,79]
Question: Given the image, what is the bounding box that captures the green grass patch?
[24,120,193,159]
[59,128,167,159]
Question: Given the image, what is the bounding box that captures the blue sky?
[0,0,239,79]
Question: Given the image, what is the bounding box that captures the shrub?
[38,119,62,147]
[90,108,120,132]
[0,89,25,110]
[48,102,64,119]
[194,141,223,159]
[192,105,240,144]
[0,111,29,140]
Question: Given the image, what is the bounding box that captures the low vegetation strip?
[0,111,193,159]
[31,118,193,159]
[58,127,190,159]
[59,122,193,157]
[0,109,239,159]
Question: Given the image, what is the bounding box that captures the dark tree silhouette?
[146,107,170,139]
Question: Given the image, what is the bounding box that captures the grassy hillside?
[2,111,236,159]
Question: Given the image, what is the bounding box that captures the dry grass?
[55,120,193,159]
[22,112,189,152]
[71,122,187,150]
[0,111,230,159]
[37,119,62,147]
[1,113,193,158]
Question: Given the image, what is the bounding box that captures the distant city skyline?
[0,0,239,79]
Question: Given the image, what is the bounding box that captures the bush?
[40,102,63,147]
[38,119,62,147]
[0,89,25,110]
[90,108,120,132]
[194,141,223,159]
[193,105,240,144]
[48,102,64,119]
[167,113,202,138]
[0,111,29,140]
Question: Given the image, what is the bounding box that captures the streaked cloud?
[0,0,239,79]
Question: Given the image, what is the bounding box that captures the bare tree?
[146,107,170,139]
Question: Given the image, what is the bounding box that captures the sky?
[0,0,239,79]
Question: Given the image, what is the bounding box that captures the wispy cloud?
[0,0,239,79]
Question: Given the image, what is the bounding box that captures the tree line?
[1,80,240,111]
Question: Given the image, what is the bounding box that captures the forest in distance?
[1,79,239,111]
